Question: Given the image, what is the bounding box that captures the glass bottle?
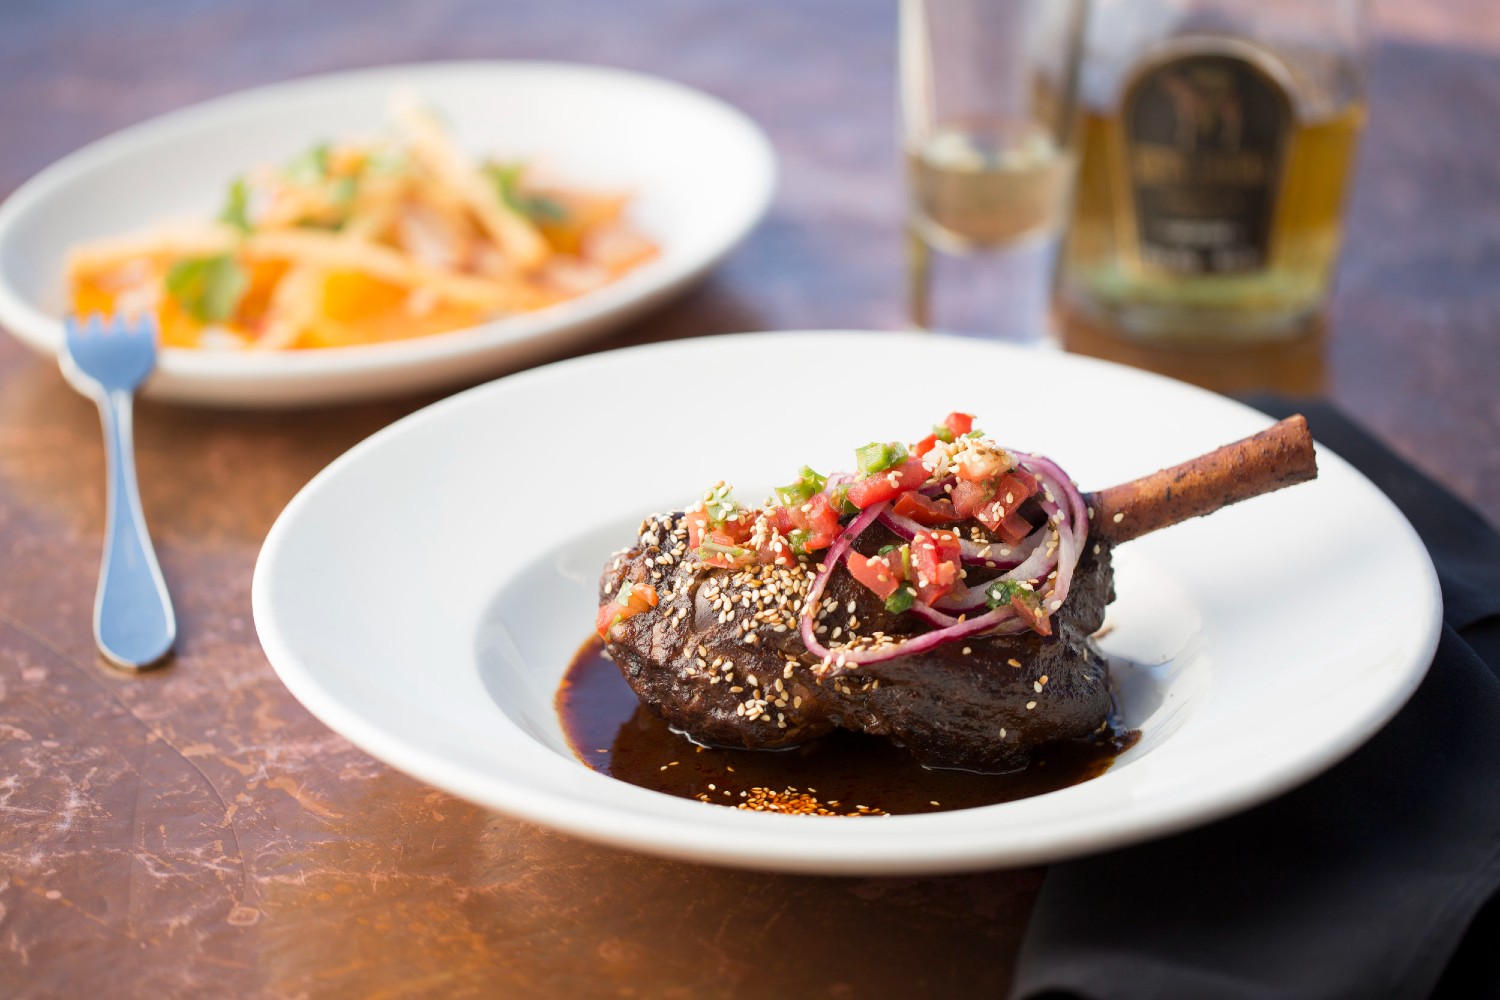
[1060,0,1370,344]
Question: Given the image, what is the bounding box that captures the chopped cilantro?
[286,143,331,186]
[484,161,570,224]
[774,465,827,507]
[698,540,754,562]
[329,175,358,207]
[855,441,908,476]
[703,484,740,526]
[219,177,252,234]
[522,194,568,223]
[164,255,247,323]
[985,579,1031,609]
[831,483,860,516]
[884,585,916,614]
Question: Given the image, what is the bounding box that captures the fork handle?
[92,389,176,669]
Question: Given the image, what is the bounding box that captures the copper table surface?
[2,2,1498,997]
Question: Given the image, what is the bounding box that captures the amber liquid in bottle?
[1062,35,1367,343]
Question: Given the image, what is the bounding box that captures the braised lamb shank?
[598,417,1316,773]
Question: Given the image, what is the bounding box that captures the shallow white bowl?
[0,61,775,406]
[253,332,1441,874]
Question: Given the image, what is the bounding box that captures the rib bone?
[1088,415,1317,546]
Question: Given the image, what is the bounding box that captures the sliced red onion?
[931,526,1055,613]
[1013,453,1088,619]
[878,509,1028,568]
[794,446,1089,674]
[798,500,887,658]
[908,603,959,628]
[1000,523,1057,586]
[806,602,1025,671]
[919,475,954,498]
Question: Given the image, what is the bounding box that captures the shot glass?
[900,0,1089,343]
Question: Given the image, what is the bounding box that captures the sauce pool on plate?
[557,637,1138,816]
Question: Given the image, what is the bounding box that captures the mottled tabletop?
[2,2,1498,997]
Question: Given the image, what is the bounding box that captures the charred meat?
[596,413,1316,773]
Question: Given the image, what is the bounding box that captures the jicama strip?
[392,96,548,269]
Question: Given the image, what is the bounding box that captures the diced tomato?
[932,529,963,566]
[910,530,962,605]
[711,513,754,545]
[991,472,1038,509]
[845,458,929,509]
[951,478,993,520]
[800,493,842,550]
[769,493,842,552]
[846,550,904,600]
[972,495,1033,540]
[944,412,974,437]
[757,533,799,568]
[995,511,1033,544]
[893,491,958,526]
[914,432,940,457]
[595,582,659,638]
[1012,594,1053,637]
[973,501,1006,532]
[1007,467,1038,496]
[685,508,709,549]
[689,501,759,550]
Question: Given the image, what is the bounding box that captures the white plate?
[0,62,775,407]
[252,332,1441,874]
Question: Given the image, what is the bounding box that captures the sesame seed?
[1112,511,1125,523]
[1008,658,1022,668]
[1026,701,1037,710]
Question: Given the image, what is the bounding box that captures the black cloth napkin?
[1011,399,1500,1000]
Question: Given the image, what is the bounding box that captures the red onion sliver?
[799,501,888,660]
[790,443,1089,673]
[878,510,1028,568]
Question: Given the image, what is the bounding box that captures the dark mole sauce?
[557,637,1139,816]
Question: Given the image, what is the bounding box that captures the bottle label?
[1119,49,1292,275]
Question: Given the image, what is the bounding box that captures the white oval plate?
[253,332,1441,874]
[0,62,775,407]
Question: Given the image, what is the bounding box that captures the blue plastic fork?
[61,313,176,669]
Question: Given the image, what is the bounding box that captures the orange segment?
[297,271,485,348]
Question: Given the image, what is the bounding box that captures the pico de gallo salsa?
[596,413,1090,670]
